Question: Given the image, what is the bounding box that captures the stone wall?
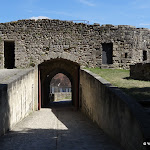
[130,63,150,81]
[0,19,150,69]
[0,69,38,136]
[80,69,150,150]
[53,92,71,101]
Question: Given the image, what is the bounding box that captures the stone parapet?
[80,69,150,150]
[0,69,38,136]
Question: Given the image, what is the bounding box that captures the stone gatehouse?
[0,19,150,69]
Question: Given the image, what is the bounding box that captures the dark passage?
[4,41,15,69]
[102,43,113,64]
[39,58,80,109]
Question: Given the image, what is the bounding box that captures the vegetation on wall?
[29,57,35,67]
[29,62,35,67]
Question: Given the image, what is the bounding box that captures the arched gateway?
[38,58,80,109]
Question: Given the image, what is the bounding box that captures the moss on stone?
[29,62,35,67]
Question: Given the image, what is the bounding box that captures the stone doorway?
[38,58,80,109]
[4,41,15,69]
[102,43,113,64]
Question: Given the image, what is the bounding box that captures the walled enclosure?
[0,19,150,69]
[80,69,150,150]
[0,19,150,149]
[0,69,38,136]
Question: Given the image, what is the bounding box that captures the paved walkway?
[0,105,123,150]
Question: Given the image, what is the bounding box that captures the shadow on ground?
[0,102,123,150]
[120,87,150,102]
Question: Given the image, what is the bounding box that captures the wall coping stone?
[0,69,34,84]
[1,19,150,31]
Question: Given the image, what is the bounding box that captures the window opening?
[125,53,128,58]
[143,50,147,61]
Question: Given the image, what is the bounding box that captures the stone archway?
[38,58,80,109]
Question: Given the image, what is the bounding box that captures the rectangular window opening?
[143,50,147,61]
[102,43,113,64]
[125,53,128,58]
[4,41,15,69]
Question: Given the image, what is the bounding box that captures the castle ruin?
[0,19,150,150]
[0,19,150,69]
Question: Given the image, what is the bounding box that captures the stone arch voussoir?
[48,52,78,64]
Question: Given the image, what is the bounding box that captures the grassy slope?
[86,68,150,102]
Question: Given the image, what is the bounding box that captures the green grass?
[86,68,150,102]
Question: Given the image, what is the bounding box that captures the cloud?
[130,0,150,9]
[79,0,95,6]
[139,23,150,26]
[30,16,50,20]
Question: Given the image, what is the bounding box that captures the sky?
[1,0,150,28]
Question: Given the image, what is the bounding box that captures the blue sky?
[1,0,150,28]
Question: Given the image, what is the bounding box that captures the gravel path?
[0,106,123,150]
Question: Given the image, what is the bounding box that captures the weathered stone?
[130,62,150,80]
[0,19,150,69]
[80,69,150,150]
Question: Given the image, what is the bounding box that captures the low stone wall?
[0,69,38,136]
[51,92,71,101]
[130,63,150,81]
[80,69,150,150]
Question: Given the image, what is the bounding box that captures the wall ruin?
[130,62,150,81]
[0,19,150,69]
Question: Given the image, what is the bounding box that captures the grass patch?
[86,68,150,102]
